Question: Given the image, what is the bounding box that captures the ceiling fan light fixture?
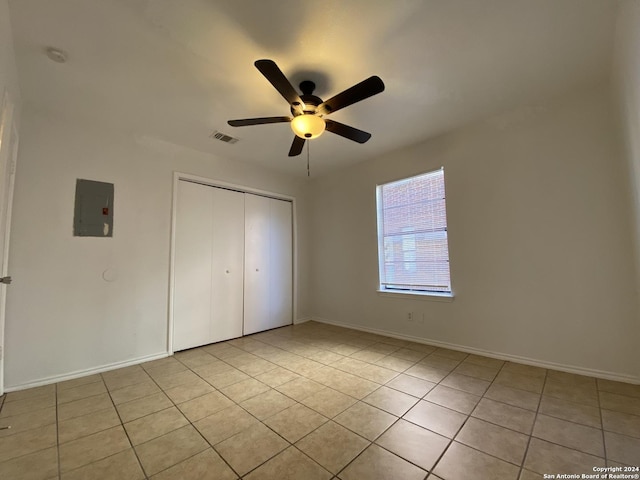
[291,114,325,139]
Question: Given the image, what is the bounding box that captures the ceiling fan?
[228,59,385,156]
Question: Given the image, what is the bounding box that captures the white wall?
[309,84,639,381]
[613,0,640,380]
[4,108,310,389]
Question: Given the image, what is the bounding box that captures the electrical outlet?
[407,312,413,322]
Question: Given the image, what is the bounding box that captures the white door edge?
[0,90,18,397]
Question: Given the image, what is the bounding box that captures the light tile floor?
[0,321,639,479]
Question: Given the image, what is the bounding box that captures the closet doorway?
[169,174,294,353]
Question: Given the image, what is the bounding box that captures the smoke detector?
[45,47,68,63]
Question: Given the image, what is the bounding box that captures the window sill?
[377,289,455,302]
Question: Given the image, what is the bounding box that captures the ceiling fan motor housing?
[291,81,323,116]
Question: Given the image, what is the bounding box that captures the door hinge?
[0,276,12,284]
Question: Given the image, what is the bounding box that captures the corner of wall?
[612,0,640,378]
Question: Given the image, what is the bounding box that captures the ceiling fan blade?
[325,120,372,144]
[228,116,291,127]
[317,76,385,116]
[255,59,304,112]
[288,136,305,156]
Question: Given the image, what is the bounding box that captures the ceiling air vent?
[210,130,239,144]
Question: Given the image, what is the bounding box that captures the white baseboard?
[4,352,169,392]
[294,316,313,325]
[311,317,640,385]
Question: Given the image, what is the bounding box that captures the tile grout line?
[482,381,609,429]
[174,351,353,479]
[333,417,406,478]
[139,359,243,480]
[414,355,612,431]
[164,351,339,478]
[100,373,150,480]
[596,379,608,466]
[516,365,547,479]
[445,361,608,474]
[422,351,497,478]
[56,377,146,475]
[238,340,390,478]
[55,382,61,480]
[240,444,332,479]
[224,379,364,476]
[332,349,479,479]
[338,348,465,477]
[418,356,565,476]
[184,338,412,479]
[237,335,567,477]
[431,359,595,476]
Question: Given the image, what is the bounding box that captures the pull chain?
[306,140,310,177]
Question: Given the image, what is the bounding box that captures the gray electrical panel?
[73,179,114,237]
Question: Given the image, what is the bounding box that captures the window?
[376,168,452,296]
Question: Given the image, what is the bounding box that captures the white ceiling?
[8,0,619,177]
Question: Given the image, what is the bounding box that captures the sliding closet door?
[269,198,293,327]
[173,181,244,351]
[209,187,245,343]
[173,181,213,351]
[244,194,293,335]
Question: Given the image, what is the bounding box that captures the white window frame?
[376,167,454,300]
